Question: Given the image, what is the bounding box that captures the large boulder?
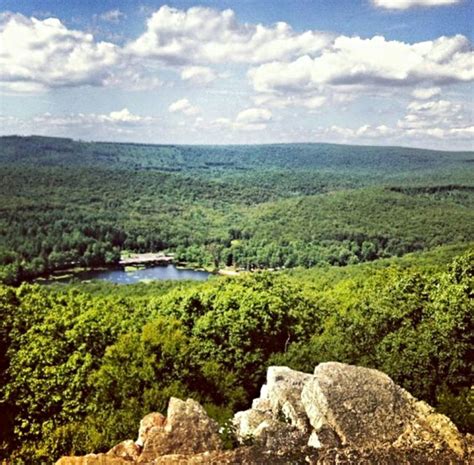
[301,362,468,459]
[138,398,223,463]
[302,362,410,448]
[233,366,312,441]
[135,412,166,448]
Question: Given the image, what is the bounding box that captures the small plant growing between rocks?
[276,407,291,425]
[219,419,240,450]
[219,419,255,449]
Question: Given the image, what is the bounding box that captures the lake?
[39,265,211,284]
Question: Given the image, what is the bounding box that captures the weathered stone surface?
[107,440,141,460]
[264,366,312,432]
[56,455,132,465]
[309,445,466,465]
[138,398,222,463]
[302,362,409,448]
[252,418,308,454]
[135,412,166,447]
[233,365,312,441]
[151,447,315,464]
[394,399,468,458]
[232,408,272,440]
[301,361,469,461]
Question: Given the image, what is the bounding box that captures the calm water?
[41,265,211,284]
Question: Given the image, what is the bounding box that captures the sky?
[0,0,472,149]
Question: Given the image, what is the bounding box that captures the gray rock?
[234,365,312,441]
[233,408,272,441]
[135,412,166,447]
[138,398,222,463]
[302,362,408,447]
[107,440,141,460]
[265,366,313,433]
[302,361,468,459]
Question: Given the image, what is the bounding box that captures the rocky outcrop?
[301,362,467,454]
[138,398,223,462]
[56,362,472,465]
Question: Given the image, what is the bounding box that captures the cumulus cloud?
[126,5,332,65]
[315,124,398,141]
[0,13,120,92]
[102,69,162,91]
[194,107,273,132]
[168,98,200,116]
[234,107,272,130]
[411,87,441,99]
[398,99,472,131]
[180,66,217,85]
[0,109,156,140]
[235,108,272,125]
[311,98,473,148]
[372,0,461,10]
[249,34,473,95]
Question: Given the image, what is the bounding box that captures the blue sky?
[0,0,472,149]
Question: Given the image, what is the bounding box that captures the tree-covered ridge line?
[1,135,473,173]
[0,248,472,463]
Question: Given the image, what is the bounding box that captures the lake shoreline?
[32,262,213,285]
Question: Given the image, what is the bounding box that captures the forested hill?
[0,135,473,284]
[1,135,473,175]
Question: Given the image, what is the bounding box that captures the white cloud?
[249,34,473,95]
[127,5,332,65]
[102,69,162,91]
[314,124,398,141]
[98,9,126,23]
[310,98,473,149]
[181,66,217,85]
[254,94,327,110]
[0,110,156,141]
[0,13,120,92]
[31,108,152,126]
[372,0,461,10]
[194,108,273,132]
[398,99,472,131]
[234,107,272,131]
[108,108,144,123]
[235,108,272,125]
[411,87,441,99]
[168,98,200,116]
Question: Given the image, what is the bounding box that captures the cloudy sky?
[0,0,472,149]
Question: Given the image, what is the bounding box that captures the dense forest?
[0,136,473,463]
[0,247,472,463]
[0,136,473,283]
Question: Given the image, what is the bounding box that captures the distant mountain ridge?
[1,135,473,174]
